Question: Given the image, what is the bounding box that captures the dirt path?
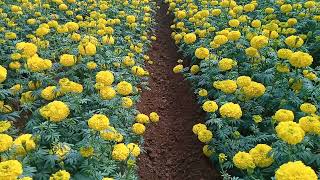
[137,1,220,180]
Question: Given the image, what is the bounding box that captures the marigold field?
[0,0,320,180]
[169,0,320,179]
[0,0,159,179]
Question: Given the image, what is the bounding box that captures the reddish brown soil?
[137,1,220,180]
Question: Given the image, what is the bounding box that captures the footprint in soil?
[137,1,221,180]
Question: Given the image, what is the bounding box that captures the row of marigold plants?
[168,0,320,179]
[0,0,159,179]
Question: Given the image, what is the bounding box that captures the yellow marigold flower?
[135,114,150,124]
[123,56,135,66]
[58,4,68,11]
[273,109,294,122]
[102,178,113,180]
[265,7,274,14]
[203,145,214,157]
[249,144,273,168]
[59,78,83,94]
[150,112,160,123]
[219,153,227,163]
[233,152,255,170]
[11,53,21,60]
[287,18,298,26]
[195,47,209,59]
[213,35,228,45]
[275,161,317,180]
[41,86,57,101]
[227,31,241,41]
[36,27,50,37]
[112,143,129,161]
[57,25,69,33]
[50,170,71,180]
[126,15,136,23]
[53,143,70,160]
[78,42,96,56]
[28,81,41,90]
[65,22,79,32]
[303,70,317,81]
[173,64,183,73]
[16,42,37,57]
[276,63,290,73]
[300,103,317,114]
[244,3,255,12]
[299,116,320,133]
[285,35,304,48]
[183,33,196,44]
[26,54,52,72]
[213,80,237,94]
[198,89,208,97]
[11,5,22,12]
[0,134,13,152]
[236,76,252,87]
[219,102,242,119]
[242,82,266,98]
[60,54,76,67]
[20,91,36,104]
[9,61,21,70]
[251,19,261,28]
[253,115,263,123]
[275,121,305,144]
[100,126,117,141]
[39,101,70,122]
[304,1,316,8]
[80,147,94,158]
[0,121,11,133]
[228,19,240,27]
[245,46,259,57]
[86,61,97,70]
[277,49,293,59]
[96,71,114,86]
[102,35,115,45]
[71,33,81,41]
[192,123,207,135]
[212,9,221,16]
[250,35,268,49]
[116,81,133,96]
[280,4,292,13]
[10,84,22,94]
[85,42,96,56]
[0,160,23,179]
[0,65,7,83]
[115,133,124,143]
[289,51,313,68]
[131,66,145,76]
[190,65,200,74]
[99,86,116,100]
[127,143,140,157]
[132,123,146,135]
[88,114,109,131]
[176,10,187,19]
[122,97,133,108]
[13,134,36,155]
[202,101,218,113]
[198,129,213,143]
[48,20,59,28]
[262,29,279,39]
[218,58,236,71]
[5,32,17,40]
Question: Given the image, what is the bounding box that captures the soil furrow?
[137,1,220,179]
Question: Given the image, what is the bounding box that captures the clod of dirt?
[137,1,221,180]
